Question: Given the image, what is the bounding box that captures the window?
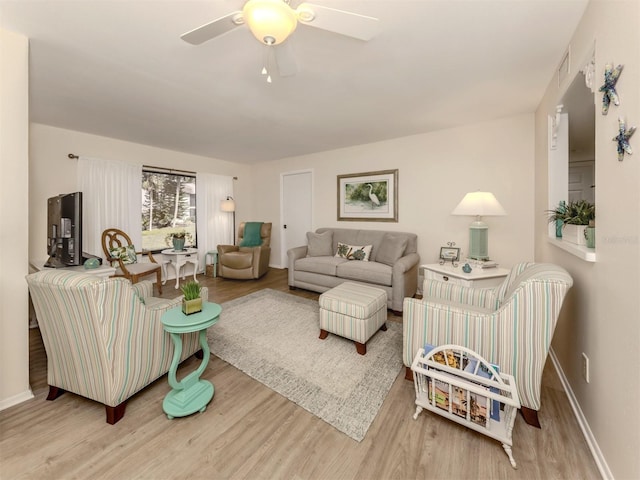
[142,169,196,252]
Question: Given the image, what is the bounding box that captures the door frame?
[280,169,313,269]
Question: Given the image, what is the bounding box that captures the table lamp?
[220,196,236,244]
[452,191,506,260]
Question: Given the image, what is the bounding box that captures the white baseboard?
[0,388,34,411]
[549,348,612,480]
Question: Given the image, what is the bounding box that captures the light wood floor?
[2,269,600,479]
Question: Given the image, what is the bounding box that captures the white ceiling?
[0,0,589,164]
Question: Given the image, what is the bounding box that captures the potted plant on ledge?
[181,281,202,315]
[547,200,595,246]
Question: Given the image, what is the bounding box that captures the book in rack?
[411,344,521,468]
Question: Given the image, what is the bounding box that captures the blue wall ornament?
[599,64,623,115]
[613,117,636,161]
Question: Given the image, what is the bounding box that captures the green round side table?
[161,301,222,419]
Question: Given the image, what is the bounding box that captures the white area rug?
[207,289,403,442]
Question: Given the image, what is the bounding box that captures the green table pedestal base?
[163,379,214,419]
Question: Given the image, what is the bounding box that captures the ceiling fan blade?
[296,3,379,41]
[180,11,244,45]
[274,42,298,77]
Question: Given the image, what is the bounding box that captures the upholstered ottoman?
[318,282,387,355]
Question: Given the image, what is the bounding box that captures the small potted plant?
[547,200,595,245]
[180,280,202,315]
[165,230,193,251]
[546,200,567,238]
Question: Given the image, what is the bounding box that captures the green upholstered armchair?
[402,262,573,428]
[26,269,208,424]
[217,222,272,280]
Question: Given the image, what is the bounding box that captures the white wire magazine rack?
[411,344,521,468]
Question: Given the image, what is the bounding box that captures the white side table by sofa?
[161,248,199,289]
[422,263,510,288]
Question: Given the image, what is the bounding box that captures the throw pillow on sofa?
[335,242,372,261]
[376,233,408,266]
[307,231,333,257]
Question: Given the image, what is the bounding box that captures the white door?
[281,170,313,268]
[568,162,595,204]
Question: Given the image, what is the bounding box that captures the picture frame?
[439,247,461,262]
[337,169,398,222]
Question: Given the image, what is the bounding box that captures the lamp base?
[468,221,489,260]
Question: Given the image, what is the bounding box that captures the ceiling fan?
[180,0,379,78]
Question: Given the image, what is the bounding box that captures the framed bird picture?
[337,169,398,222]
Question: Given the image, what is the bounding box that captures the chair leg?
[520,406,541,428]
[405,366,414,381]
[156,270,162,295]
[106,401,127,425]
[46,385,66,401]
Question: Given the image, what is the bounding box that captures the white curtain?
[196,173,234,269]
[77,156,142,260]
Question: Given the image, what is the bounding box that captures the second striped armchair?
[402,262,573,428]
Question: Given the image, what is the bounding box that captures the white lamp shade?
[220,198,236,212]
[451,191,507,217]
[243,0,298,45]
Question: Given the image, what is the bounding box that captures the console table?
[161,301,221,419]
[29,259,116,278]
[161,248,199,289]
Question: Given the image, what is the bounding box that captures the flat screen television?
[45,192,83,268]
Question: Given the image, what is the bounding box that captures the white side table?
[422,263,510,288]
[161,248,199,289]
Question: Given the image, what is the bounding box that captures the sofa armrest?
[422,278,499,310]
[287,245,308,286]
[390,252,420,312]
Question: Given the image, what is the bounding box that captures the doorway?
[280,170,313,268]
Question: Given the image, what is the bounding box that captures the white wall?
[251,114,535,271]
[534,1,640,478]
[29,123,253,262]
[0,29,32,409]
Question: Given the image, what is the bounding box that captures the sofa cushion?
[307,231,333,257]
[335,242,372,261]
[376,234,408,266]
[295,256,347,276]
[336,261,392,286]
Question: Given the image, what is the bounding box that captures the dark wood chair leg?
[195,349,204,360]
[156,270,162,295]
[289,286,297,290]
[380,323,387,331]
[46,385,66,401]
[520,406,541,428]
[392,310,402,316]
[319,329,329,340]
[405,366,414,381]
[355,342,366,355]
[106,401,127,425]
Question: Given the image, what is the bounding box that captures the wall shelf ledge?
[547,236,596,262]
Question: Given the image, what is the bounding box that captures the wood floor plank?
[2,268,600,479]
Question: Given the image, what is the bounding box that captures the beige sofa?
[287,227,419,313]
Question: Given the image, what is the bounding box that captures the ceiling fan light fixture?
[243,0,297,45]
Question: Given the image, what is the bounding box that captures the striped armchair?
[26,270,208,424]
[402,262,573,427]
